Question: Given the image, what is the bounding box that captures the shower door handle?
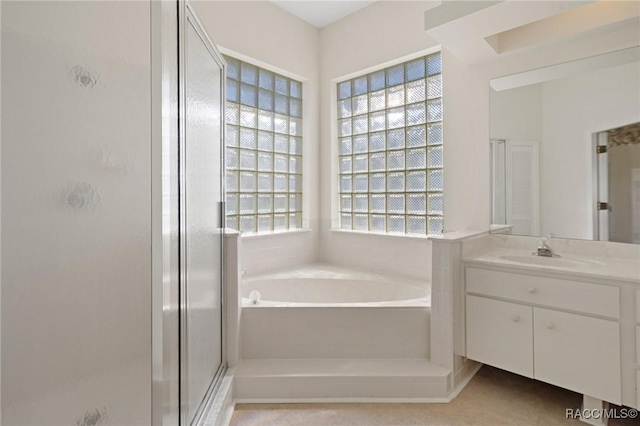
[219,201,225,229]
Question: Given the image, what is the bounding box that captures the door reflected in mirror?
[489,47,640,244]
[595,123,640,244]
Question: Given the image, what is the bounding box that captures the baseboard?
[448,362,483,401]
[234,397,452,404]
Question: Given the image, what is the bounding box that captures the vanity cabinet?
[466,266,622,404]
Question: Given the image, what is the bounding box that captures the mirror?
[489,47,640,244]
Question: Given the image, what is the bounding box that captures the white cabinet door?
[466,296,534,378]
[534,308,621,404]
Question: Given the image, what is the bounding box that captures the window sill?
[239,228,312,240]
[330,228,433,240]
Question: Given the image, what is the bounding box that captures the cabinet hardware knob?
[511,315,520,322]
[546,322,556,330]
[528,287,537,294]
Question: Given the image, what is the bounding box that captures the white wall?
[319,1,441,280]
[439,49,492,234]
[490,84,542,142]
[192,1,321,276]
[2,2,152,424]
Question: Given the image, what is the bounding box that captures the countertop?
[464,248,640,285]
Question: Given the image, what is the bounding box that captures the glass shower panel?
[2,2,153,424]
[183,14,224,425]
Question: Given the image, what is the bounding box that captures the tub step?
[234,358,452,402]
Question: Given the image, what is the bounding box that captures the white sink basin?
[498,254,594,268]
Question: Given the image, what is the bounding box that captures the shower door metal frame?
[178,1,227,425]
[593,131,609,241]
[151,0,181,424]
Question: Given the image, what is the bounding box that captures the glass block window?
[337,52,443,235]
[224,55,303,234]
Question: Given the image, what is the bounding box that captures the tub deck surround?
[233,263,468,401]
[241,304,431,359]
[238,228,318,277]
[225,230,243,368]
[461,233,640,423]
[428,231,487,393]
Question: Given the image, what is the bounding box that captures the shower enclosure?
[2,1,226,424]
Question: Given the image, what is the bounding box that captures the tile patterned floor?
[230,365,640,426]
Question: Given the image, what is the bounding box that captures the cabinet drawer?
[534,307,621,404]
[466,267,620,318]
[466,295,534,378]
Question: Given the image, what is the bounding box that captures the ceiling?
[425,0,640,64]
[269,0,377,28]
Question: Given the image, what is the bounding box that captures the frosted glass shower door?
[180,4,226,425]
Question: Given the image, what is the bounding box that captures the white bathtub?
[241,264,430,307]
[240,264,431,360]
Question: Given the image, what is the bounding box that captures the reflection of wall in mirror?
[491,60,640,240]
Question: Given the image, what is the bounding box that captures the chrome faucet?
[535,234,558,257]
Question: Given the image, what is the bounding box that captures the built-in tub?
[240,264,431,359]
[241,265,430,306]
